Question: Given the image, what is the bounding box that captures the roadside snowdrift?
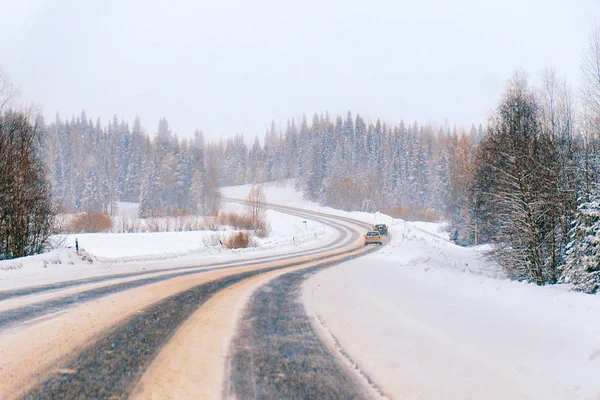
[304,219,600,400]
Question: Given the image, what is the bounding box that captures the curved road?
[0,203,383,399]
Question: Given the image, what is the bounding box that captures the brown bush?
[382,206,441,223]
[254,217,271,238]
[216,211,271,237]
[68,213,113,233]
[203,217,218,231]
[145,217,165,232]
[225,231,253,249]
[216,212,255,230]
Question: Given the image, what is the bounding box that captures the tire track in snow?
[0,208,337,302]
[16,207,373,399]
[226,248,381,400]
[0,208,351,330]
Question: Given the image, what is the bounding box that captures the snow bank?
[304,220,600,400]
[0,247,98,286]
[60,231,227,260]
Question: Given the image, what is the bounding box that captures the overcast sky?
[1,0,598,140]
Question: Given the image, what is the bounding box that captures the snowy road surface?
[0,202,382,399]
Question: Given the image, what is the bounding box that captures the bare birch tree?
[0,65,19,113]
[247,184,266,229]
[581,25,600,137]
[538,67,579,275]
[475,72,560,284]
[0,112,57,260]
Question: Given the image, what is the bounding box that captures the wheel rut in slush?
[18,249,366,399]
[0,212,350,331]
[0,207,342,302]
[15,205,374,399]
[226,253,378,400]
[20,268,271,400]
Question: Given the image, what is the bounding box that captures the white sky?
[0,0,598,139]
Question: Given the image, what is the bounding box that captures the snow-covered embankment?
[304,220,600,400]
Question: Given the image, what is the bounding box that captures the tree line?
[449,29,600,293]
[204,28,600,293]
[214,113,482,217]
[0,27,598,294]
[40,114,221,217]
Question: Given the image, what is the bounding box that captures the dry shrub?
[68,213,113,233]
[225,231,253,249]
[254,217,271,238]
[216,212,255,230]
[204,217,218,231]
[172,217,189,232]
[0,262,23,271]
[146,217,166,232]
[115,215,215,233]
[172,209,193,217]
[176,217,210,232]
[422,208,441,223]
[382,206,441,223]
[216,211,271,237]
[120,218,142,233]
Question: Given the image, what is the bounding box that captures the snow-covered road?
[2,179,598,399]
[0,206,332,291]
[0,199,379,399]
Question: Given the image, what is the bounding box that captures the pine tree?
[296,114,308,185]
[564,189,600,293]
[284,118,298,178]
[80,167,103,212]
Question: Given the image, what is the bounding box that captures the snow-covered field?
[222,179,308,207]
[0,189,332,290]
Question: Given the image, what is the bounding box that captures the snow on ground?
[0,187,332,290]
[222,179,309,207]
[223,180,397,228]
[226,181,598,398]
[115,202,140,219]
[62,230,229,260]
[4,179,599,399]
[219,195,328,249]
[58,207,326,262]
[304,221,600,400]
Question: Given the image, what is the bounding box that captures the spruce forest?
[1,28,600,294]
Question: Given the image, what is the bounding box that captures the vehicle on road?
[374,224,388,236]
[364,231,383,245]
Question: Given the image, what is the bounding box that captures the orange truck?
[373,224,388,236]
